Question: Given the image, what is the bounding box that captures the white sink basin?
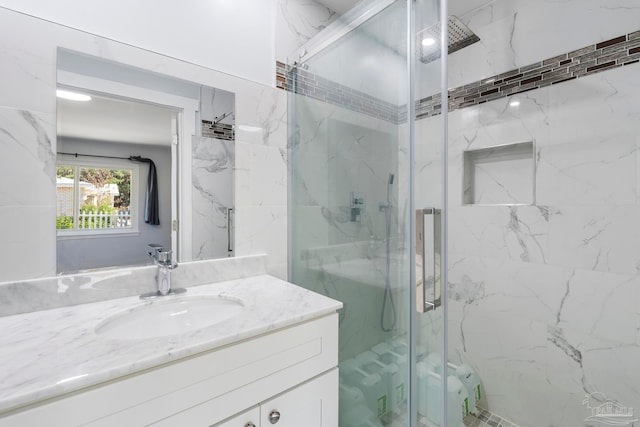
[95,296,244,340]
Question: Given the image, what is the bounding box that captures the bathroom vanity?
[0,270,341,426]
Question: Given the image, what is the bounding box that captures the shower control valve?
[350,191,365,222]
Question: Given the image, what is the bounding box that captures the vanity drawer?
[0,314,338,427]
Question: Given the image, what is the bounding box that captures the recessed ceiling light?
[56,89,92,102]
[510,100,520,107]
[421,38,436,47]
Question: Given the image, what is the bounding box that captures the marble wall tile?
[199,87,235,124]
[447,256,557,374]
[234,206,287,279]
[0,8,57,114]
[637,123,640,205]
[275,0,337,63]
[0,107,55,207]
[441,68,640,426]
[544,325,640,426]
[548,205,640,276]
[447,91,551,153]
[441,11,640,421]
[233,141,252,208]
[447,253,640,424]
[448,205,550,264]
[192,136,234,260]
[235,87,287,149]
[247,143,287,207]
[545,67,640,149]
[537,138,637,206]
[0,206,57,282]
[557,268,638,345]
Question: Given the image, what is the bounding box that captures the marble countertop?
[0,275,342,414]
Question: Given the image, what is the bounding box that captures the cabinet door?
[216,406,260,427]
[260,369,338,427]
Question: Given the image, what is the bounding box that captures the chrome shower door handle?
[416,208,442,313]
[227,207,234,257]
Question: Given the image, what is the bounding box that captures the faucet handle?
[148,243,164,258]
[158,250,172,263]
[157,250,178,269]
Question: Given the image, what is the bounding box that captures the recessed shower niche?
[463,141,535,205]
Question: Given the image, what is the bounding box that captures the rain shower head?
[417,15,480,64]
[213,111,234,125]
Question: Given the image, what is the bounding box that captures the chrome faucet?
[140,244,186,299]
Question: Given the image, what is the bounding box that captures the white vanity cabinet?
[216,407,260,427]
[0,314,339,427]
[216,369,338,427]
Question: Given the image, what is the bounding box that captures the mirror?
[55,50,235,274]
[0,6,289,285]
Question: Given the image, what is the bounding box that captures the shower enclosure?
[288,0,640,426]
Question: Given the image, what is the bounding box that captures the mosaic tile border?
[417,29,640,119]
[201,120,234,141]
[276,61,401,124]
[278,29,640,123]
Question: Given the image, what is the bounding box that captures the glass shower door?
[287,0,446,425]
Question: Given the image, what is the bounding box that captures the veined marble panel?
[0,8,57,114]
[233,141,252,208]
[247,143,287,207]
[199,87,234,125]
[234,206,287,279]
[0,107,55,207]
[275,0,337,63]
[546,66,640,149]
[192,136,234,260]
[544,325,640,427]
[556,268,637,345]
[0,206,56,282]
[447,91,550,154]
[448,205,549,264]
[235,86,287,148]
[447,254,640,426]
[537,138,637,206]
[548,205,640,276]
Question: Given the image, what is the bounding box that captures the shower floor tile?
[464,409,520,427]
[381,406,520,427]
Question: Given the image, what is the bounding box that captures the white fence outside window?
[78,210,131,229]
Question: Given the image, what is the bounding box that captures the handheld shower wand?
[379,173,395,211]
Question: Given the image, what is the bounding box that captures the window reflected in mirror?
[56,164,136,233]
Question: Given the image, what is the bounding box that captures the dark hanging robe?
[130,156,160,225]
